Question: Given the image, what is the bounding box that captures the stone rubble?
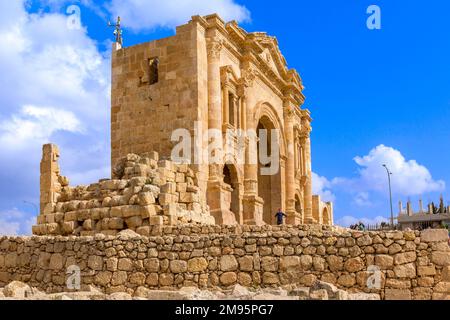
[0,280,379,300]
[35,147,215,237]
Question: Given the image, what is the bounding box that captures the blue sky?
[0,0,449,234]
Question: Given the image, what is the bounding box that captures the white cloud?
[107,0,251,32]
[0,105,83,148]
[353,191,372,207]
[0,208,36,236]
[336,215,389,228]
[0,1,111,229]
[312,172,336,203]
[352,144,445,196]
[312,145,445,222]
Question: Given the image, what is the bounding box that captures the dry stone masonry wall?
[33,144,214,237]
[2,225,449,300]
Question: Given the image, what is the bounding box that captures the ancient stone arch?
[253,102,286,225]
[295,192,303,222]
[253,101,287,158]
[323,207,330,225]
[221,158,244,224]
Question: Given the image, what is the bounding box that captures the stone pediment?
[246,32,304,97]
[250,33,288,79]
[260,48,282,78]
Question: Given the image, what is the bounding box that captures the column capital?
[238,67,257,97]
[207,37,223,59]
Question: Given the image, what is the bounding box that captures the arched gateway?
[108,13,333,227]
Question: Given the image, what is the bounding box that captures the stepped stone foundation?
[2,225,449,300]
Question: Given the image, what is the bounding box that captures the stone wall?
[2,225,449,300]
[34,146,214,236]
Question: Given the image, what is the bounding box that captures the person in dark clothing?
[274,208,287,225]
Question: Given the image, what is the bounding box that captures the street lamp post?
[382,164,394,228]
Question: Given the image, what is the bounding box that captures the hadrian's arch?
[254,102,287,225]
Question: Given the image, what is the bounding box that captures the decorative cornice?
[190,15,209,30]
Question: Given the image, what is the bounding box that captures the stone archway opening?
[257,116,282,225]
[295,193,303,221]
[323,207,330,225]
[223,164,241,224]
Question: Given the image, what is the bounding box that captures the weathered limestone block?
[261,257,278,272]
[108,218,124,230]
[64,211,78,222]
[49,254,64,270]
[106,257,118,272]
[94,271,113,286]
[393,263,416,278]
[417,277,435,287]
[420,229,448,242]
[129,272,146,286]
[337,274,356,287]
[433,281,450,293]
[220,255,238,272]
[121,205,143,218]
[220,272,237,286]
[88,256,103,271]
[417,266,436,277]
[431,251,450,266]
[149,216,163,226]
[385,288,412,300]
[344,257,364,273]
[111,271,127,286]
[139,192,155,205]
[375,255,394,269]
[262,272,279,285]
[238,256,254,272]
[413,287,432,300]
[170,260,188,273]
[442,266,450,281]
[279,256,300,271]
[394,252,417,265]
[161,183,177,194]
[143,259,160,273]
[118,258,133,271]
[159,193,178,206]
[385,279,411,289]
[187,258,208,272]
[125,216,143,228]
[326,255,343,272]
[159,273,174,286]
[3,281,33,298]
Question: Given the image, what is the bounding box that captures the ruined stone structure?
[111,14,333,226]
[33,14,333,237]
[2,226,449,300]
[398,198,450,231]
[33,145,214,236]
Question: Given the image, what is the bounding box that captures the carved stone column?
[206,37,228,224]
[40,144,63,215]
[222,83,230,126]
[206,37,223,181]
[301,117,314,224]
[239,67,263,225]
[283,99,299,224]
